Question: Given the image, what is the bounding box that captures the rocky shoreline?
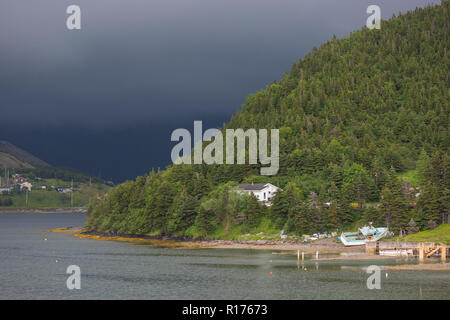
[206,238,365,253]
[67,229,366,253]
[48,228,450,266]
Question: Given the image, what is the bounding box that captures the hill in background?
[0,141,112,210]
[0,140,49,168]
[84,1,448,239]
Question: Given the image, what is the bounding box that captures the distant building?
[237,183,281,206]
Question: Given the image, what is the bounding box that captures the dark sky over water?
[0,0,440,181]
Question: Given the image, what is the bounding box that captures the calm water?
[0,213,449,300]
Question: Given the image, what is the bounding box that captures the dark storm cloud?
[0,0,440,181]
[0,0,440,126]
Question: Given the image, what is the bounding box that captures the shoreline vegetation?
[402,224,450,245]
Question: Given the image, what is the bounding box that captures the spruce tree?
[415,182,440,229]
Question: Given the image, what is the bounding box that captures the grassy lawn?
[402,224,450,245]
[398,169,420,187]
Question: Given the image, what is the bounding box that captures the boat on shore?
[340,225,388,246]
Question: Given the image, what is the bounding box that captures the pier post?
[441,246,446,262]
[297,250,300,264]
[419,245,424,262]
[302,251,304,263]
[315,251,319,260]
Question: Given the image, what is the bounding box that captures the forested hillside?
[85,1,449,239]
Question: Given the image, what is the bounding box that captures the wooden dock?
[366,241,449,261]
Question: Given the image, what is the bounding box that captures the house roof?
[237,183,270,191]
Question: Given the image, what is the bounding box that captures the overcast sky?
[0,0,440,180]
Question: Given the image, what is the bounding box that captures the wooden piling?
[441,246,446,262]
[419,245,424,262]
[315,251,319,260]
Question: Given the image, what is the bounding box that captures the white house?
[237,183,281,206]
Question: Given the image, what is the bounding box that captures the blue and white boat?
[340,225,388,246]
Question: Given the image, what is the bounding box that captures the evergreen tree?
[246,193,262,230]
[195,207,214,237]
[338,183,354,227]
[415,182,440,229]
[327,182,340,229]
[270,182,299,229]
[416,149,431,187]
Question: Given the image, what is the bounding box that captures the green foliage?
[403,224,450,245]
[398,169,420,187]
[414,150,449,229]
[0,196,13,206]
[380,168,410,234]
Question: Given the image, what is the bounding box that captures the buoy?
[44,238,47,241]
[269,272,272,275]
[55,259,59,263]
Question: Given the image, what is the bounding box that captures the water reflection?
[0,213,449,300]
